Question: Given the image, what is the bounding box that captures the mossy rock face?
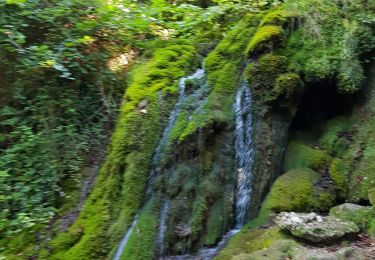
[265,73,304,105]
[47,41,198,260]
[215,227,288,260]
[284,141,331,172]
[328,158,348,198]
[262,168,335,213]
[329,203,375,231]
[245,25,284,55]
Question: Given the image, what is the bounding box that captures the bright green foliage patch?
[262,168,335,212]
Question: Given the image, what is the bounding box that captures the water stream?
[157,199,169,256]
[234,81,254,228]
[166,81,254,260]
[113,68,206,260]
[113,214,139,260]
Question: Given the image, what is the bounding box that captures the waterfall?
[166,81,254,260]
[113,214,139,260]
[234,81,254,228]
[113,68,206,260]
[157,199,169,256]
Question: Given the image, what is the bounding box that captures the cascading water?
[113,68,206,260]
[157,199,169,256]
[234,81,254,228]
[167,81,254,260]
[113,214,139,260]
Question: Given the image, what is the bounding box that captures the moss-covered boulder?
[215,227,288,260]
[329,203,375,231]
[232,240,296,260]
[276,212,359,244]
[284,142,331,172]
[262,168,335,213]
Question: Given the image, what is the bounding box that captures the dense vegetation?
[1,0,374,259]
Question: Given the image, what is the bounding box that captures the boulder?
[275,212,359,243]
[293,246,365,260]
[329,203,374,230]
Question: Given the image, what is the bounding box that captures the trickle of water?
[113,215,139,260]
[234,81,254,228]
[152,68,206,167]
[113,68,206,260]
[157,199,169,256]
[147,68,206,196]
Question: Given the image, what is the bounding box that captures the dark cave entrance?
[290,79,359,131]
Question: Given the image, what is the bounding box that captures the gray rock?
[293,246,365,260]
[329,203,374,230]
[275,212,359,243]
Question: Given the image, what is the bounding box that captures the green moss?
[245,25,284,55]
[117,198,159,260]
[329,159,348,198]
[171,15,260,141]
[204,199,225,246]
[260,8,293,26]
[329,204,375,231]
[262,168,335,212]
[48,41,198,259]
[317,116,352,154]
[266,73,303,103]
[284,141,331,172]
[215,227,288,260]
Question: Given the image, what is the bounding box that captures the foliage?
[284,0,375,92]
[0,0,126,237]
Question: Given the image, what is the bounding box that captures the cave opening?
[290,79,359,131]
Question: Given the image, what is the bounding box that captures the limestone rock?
[275,212,359,243]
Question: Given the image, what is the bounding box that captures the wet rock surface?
[275,212,359,243]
